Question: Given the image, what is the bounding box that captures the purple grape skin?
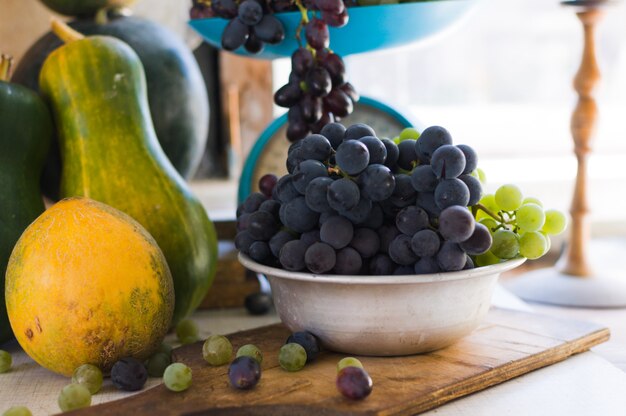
[286,331,320,362]
[228,356,261,390]
[336,366,373,400]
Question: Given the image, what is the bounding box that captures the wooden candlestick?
[504,1,626,308]
[562,8,604,277]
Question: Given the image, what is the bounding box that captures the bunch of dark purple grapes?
[275,47,358,142]
[190,0,285,54]
[236,123,493,275]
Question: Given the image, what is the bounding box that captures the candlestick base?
[505,238,626,308]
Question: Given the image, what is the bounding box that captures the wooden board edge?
[386,326,611,416]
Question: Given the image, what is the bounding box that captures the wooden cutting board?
[65,308,609,416]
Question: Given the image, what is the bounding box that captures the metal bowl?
[239,254,525,356]
[189,1,477,60]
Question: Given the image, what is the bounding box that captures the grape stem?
[0,54,13,82]
[475,203,517,226]
[294,0,309,46]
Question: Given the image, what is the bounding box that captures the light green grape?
[392,136,400,144]
[476,194,498,221]
[236,344,263,365]
[495,184,523,211]
[2,406,32,416]
[202,335,233,366]
[542,209,568,235]
[491,229,520,259]
[516,203,546,232]
[471,168,487,184]
[523,196,543,207]
[519,232,549,260]
[279,343,307,372]
[399,127,420,141]
[147,352,171,378]
[474,251,501,267]
[163,363,192,392]
[71,364,103,394]
[0,350,11,373]
[337,357,364,373]
[478,218,498,234]
[176,319,199,344]
[58,384,91,412]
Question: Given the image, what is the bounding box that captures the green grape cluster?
[473,184,568,265]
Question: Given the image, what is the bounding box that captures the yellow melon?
[5,197,174,376]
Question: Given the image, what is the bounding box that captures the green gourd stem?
[0,54,12,82]
[51,18,85,44]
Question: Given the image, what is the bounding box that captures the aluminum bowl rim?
[239,254,526,285]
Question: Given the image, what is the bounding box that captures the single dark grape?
[275,174,300,203]
[359,136,387,165]
[438,205,476,243]
[300,94,323,123]
[322,9,349,27]
[287,120,309,142]
[269,230,296,257]
[417,125,453,158]
[305,177,334,213]
[302,134,332,161]
[358,164,395,202]
[327,178,360,211]
[459,222,492,255]
[430,145,466,179]
[259,174,278,197]
[320,215,354,249]
[279,240,308,271]
[349,228,380,258]
[286,331,320,362]
[243,192,266,213]
[237,212,251,231]
[305,242,336,273]
[377,224,400,254]
[396,139,417,170]
[317,0,345,14]
[335,140,369,175]
[279,196,320,233]
[245,292,273,315]
[369,253,395,275]
[395,206,429,235]
[319,52,346,86]
[253,14,285,44]
[221,18,249,51]
[411,229,440,258]
[111,358,148,392]
[228,356,261,390]
[339,82,359,102]
[323,88,353,118]
[249,241,271,262]
[436,241,466,272]
[238,0,263,26]
[411,165,438,192]
[300,229,321,247]
[457,144,478,175]
[414,257,441,274]
[320,122,346,150]
[388,234,418,266]
[248,210,279,240]
[305,18,330,50]
[334,247,363,274]
[244,33,264,54]
[292,47,315,76]
[416,191,441,217]
[235,230,255,254]
[344,123,376,140]
[434,179,470,210]
[259,199,280,219]
[339,196,372,224]
[381,138,399,169]
[274,82,302,108]
[459,174,482,206]
[336,366,372,400]
[390,174,416,208]
[292,159,328,194]
[306,66,332,97]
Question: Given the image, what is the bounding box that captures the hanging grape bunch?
[189,0,358,142]
[235,123,566,275]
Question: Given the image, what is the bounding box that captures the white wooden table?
[2,286,626,415]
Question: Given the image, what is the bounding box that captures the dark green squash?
[40,0,136,17]
[0,55,52,344]
[12,13,209,199]
[39,23,217,325]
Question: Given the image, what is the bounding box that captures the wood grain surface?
[63,308,609,416]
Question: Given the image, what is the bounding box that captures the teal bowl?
[189,1,477,60]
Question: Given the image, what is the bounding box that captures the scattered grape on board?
[235,123,567,274]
